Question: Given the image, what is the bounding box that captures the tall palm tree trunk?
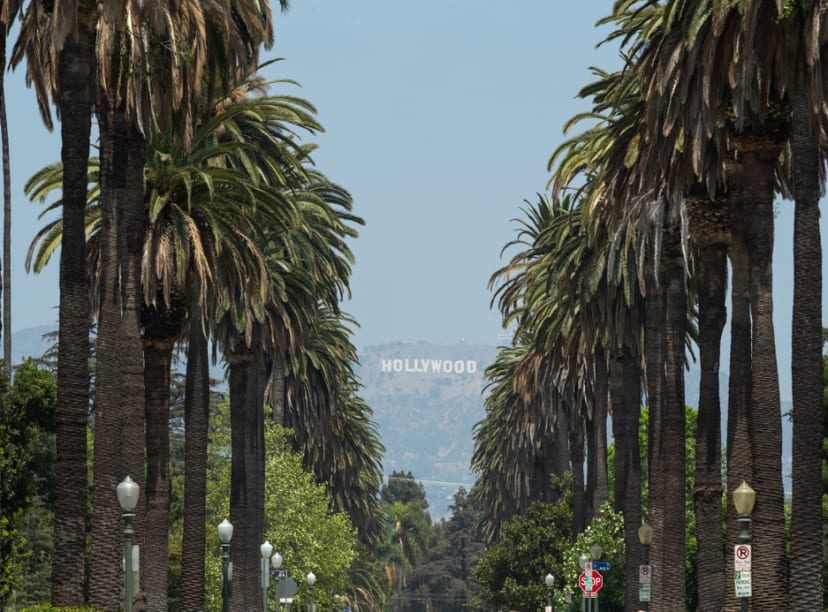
[569,417,586,534]
[688,193,728,612]
[660,209,687,612]
[588,355,609,523]
[0,25,10,378]
[142,293,187,612]
[89,107,147,610]
[50,13,95,607]
[612,350,642,612]
[788,87,823,609]
[267,352,287,425]
[644,252,667,612]
[742,145,788,611]
[143,329,178,612]
[228,349,266,611]
[179,294,210,612]
[725,163,754,611]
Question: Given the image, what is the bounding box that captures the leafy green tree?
[378,472,433,610]
[402,488,485,612]
[0,360,57,609]
[561,504,625,612]
[202,402,357,612]
[473,478,573,612]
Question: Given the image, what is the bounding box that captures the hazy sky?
[5,1,823,402]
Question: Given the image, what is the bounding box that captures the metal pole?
[308,582,314,612]
[274,576,281,612]
[641,543,650,612]
[123,511,134,612]
[263,558,269,612]
[547,587,553,612]
[221,543,231,612]
[738,515,751,612]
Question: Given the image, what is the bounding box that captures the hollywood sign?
[380,358,478,375]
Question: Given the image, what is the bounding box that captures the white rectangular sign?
[734,571,752,597]
[639,582,651,602]
[734,544,752,572]
[639,564,652,584]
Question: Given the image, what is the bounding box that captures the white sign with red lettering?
[734,544,751,572]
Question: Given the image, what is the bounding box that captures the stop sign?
[578,570,604,593]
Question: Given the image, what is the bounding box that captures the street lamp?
[306,572,316,612]
[272,552,283,612]
[638,520,654,611]
[261,540,274,612]
[545,573,555,611]
[732,481,756,612]
[117,476,140,612]
[578,554,588,612]
[218,519,234,612]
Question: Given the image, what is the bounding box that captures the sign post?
[734,544,752,599]
[578,569,603,612]
[638,564,651,608]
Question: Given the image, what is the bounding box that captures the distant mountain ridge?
[356,341,498,518]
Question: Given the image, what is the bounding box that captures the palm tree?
[12,2,97,603]
[281,306,384,547]
[788,55,825,611]
[471,340,562,541]
[632,3,828,606]
[26,72,332,609]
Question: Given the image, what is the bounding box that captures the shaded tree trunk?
[742,144,789,611]
[569,415,586,535]
[89,106,147,610]
[179,293,210,612]
[142,294,186,612]
[643,249,667,612]
[1,25,9,378]
[143,341,172,612]
[612,349,641,610]
[50,12,95,607]
[788,87,823,610]
[228,349,266,611]
[725,159,754,611]
[659,205,687,612]
[267,352,286,425]
[687,191,728,612]
[587,354,609,523]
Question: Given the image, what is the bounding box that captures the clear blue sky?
[5,1,822,402]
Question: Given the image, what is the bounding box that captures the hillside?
[356,342,498,517]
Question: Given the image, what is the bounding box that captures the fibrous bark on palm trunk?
[89,106,147,610]
[788,86,823,609]
[687,191,728,612]
[179,295,210,612]
[660,209,687,612]
[742,142,789,611]
[50,12,95,606]
[228,349,267,611]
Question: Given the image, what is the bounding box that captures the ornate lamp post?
[545,573,555,611]
[732,481,756,612]
[261,540,274,612]
[306,571,316,612]
[638,520,654,611]
[272,552,283,612]
[218,519,234,612]
[117,476,140,612]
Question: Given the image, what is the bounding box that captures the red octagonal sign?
[578,570,604,593]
